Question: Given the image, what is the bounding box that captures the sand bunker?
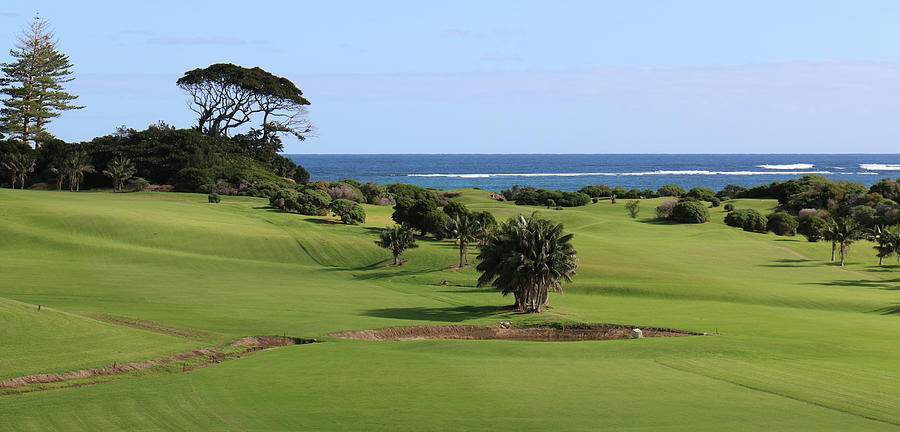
[329,324,705,342]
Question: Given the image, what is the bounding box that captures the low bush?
[798,215,828,242]
[625,200,640,218]
[767,212,798,236]
[724,203,734,212]
[208,193,221,203]
[125,177,150,192]
[329,199,366,224]
[672,200,708,223]
[658,184,685,197]
[656,200,677,219]
[725,208,767,232]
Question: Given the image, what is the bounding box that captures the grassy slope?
[0,189,898,431]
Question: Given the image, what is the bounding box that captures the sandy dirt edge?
[329,324,707,342]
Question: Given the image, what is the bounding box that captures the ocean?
[286,154,900,192]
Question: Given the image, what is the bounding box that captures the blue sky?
[3,1,900,153]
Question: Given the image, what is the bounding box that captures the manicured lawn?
[1,189,898,430]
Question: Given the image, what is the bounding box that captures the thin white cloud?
[481,53,522,62]
[146,36,265,46]
[440,29,469,38]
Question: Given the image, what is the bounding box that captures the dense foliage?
[671,200,709,224]
[766,212,799,236]
[502,185,591,207]
[725,209,768,232]
[476,215,577,313]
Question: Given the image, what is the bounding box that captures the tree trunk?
[879,256,883,266]
[840,243,845,267]
[392,252,400,266]
[458,244,466,268]
[831,242,836,261]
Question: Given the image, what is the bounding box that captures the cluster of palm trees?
[821,217,900,267]
[3,150,136,192]
[375,213,578,314]
[0,152,36,189]
[868,224,900,266]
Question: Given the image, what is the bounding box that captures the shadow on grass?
[758,258,817,268]
[874,304,900,315]
[806,279,900,290]
[636,219,679,225]
[364,305,507,322]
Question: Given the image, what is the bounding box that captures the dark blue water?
[287,154,900,192]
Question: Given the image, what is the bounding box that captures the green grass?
[1,189,899,431]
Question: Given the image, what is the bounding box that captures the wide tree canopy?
[176,63,312,144]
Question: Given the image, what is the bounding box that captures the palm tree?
[63,150,95,191]
[450,213,485,268]
[375,225,418,266]
[0,151,36,189]
[476,215,578,313]
[870,225,898,266]
[103,157,137,192]
[826,217,862,266]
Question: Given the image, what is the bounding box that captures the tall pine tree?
[1,15,83,149]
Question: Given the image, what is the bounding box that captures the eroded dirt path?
[1,336,314,395]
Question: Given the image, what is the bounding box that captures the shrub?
[709,197,721,207]
[329,199,366,224]
[717,184,746,199]
[686,187,716,202]
[671,200,709,223]
[798,215,828,242]
[797,208,818,220]
[208,193,221,203]
[766,212,798,236]
[656,200,677,219]
[625,200,640,218]
[578,185,612,198]
[723,203,734,212]
[424,209,452,239]
[850,205,876,227]
[657,184,685,197]
[725,208,767,232]
[125,177,150,192]
[328,183,360,202]
[443,201,469,218]
[174,167,214,192]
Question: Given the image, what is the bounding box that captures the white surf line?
[408,171,842,178]
[756,164,814,170]
[860,164,900,171]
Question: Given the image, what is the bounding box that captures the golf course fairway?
[1,189,898,431]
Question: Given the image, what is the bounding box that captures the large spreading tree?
[0,15,83,149]
[176,63,313,144]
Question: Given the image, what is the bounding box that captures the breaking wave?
[407,170,877,178]
[756,163,814,170]
[860,164,900,171]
